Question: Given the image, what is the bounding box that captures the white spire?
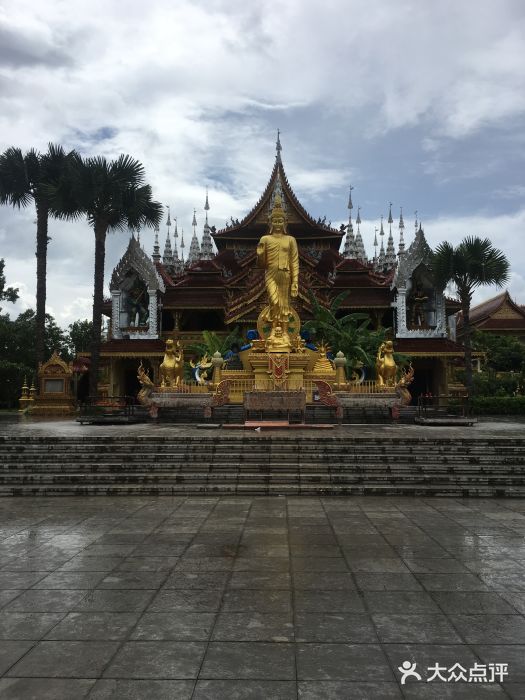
[162,205,173,266]
[201,187,215,260]
[188,209,201,264]
[343,185,356,258]
[398,207,405,255]
[354,207,367,263]
[152,223,160,263]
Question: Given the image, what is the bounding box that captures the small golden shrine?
[27,351,75,415]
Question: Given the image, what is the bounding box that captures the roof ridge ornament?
[276,129,282,162]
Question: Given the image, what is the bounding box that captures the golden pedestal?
[248,352,310,391]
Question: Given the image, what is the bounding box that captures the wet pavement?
[1,413,525,439]
[0,495,524,698]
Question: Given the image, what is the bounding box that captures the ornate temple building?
[98,138,464,401]
[457,291,525,343]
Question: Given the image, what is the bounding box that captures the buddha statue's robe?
[256,233,299,324]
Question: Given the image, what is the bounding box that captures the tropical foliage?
[187,328,243,359]
[431,237,510,394]
[302,291,387,376]
[0,310,76,408]
[48,154,163,398]
[0,144,77,368]
[472,330,525,373]
[0,258,18,308]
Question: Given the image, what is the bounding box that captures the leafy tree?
[0,258,18,308]
[67,319,93,355]
[49,154,162,398]
[431,237,510,394]
[302,291,387,377]
[472,330,525,373]
[0,144,77,368]
[0,310,69,408]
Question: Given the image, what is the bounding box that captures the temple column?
[111,291,122,339]
[396,288,408,335]
[147,290,158,338]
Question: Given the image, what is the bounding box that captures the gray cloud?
[0,0,524,323]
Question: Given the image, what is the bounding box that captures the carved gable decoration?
[493,302,524,320]
[110,236,165,293]
[393,227,433,290]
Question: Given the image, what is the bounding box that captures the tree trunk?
[462,301,473,396]
[35,201,49,376]
[89,223,107,400]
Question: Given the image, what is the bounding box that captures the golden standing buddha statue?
[256,193,299,351]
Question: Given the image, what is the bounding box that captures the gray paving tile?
[148,588,223,612]
[417,573,490,591]
[474,644,525,683]
[0,678,95,699]
[193,680,296,699]
[293,572,355,590]
[58,556,124,572]
[295,613,376,642]
[373,613,462,643]
[355,573,423,591]
[97,572,168,589]
[402,684,508,698]
[7,640,120,677]
[228,571,291,589]
[132,612,215,640]
[116,556,179,571]
[298,681,402,699]
[363,591,441,614]
[200,642,295,679]
[104,641,205,679]
[34,571,106,589]
[294,590,365,613]
[164,571,230,589]
[5,589,88,612]
[212,612,294,641]
[347,557,410,573]
[175,557,234,572]
[222,589,292,613]
[89,679,194,699]
[292,557,349,572]
[0,571,48,588]
[233,557,290,571]
[0,612,63,640]
[450,614,525,643]
[0,640,35,674]
[73,588,154,612]
[403,558,471,573]
[296,643,393,681]
[45,612,140,640]
[0,590,23,609]
[431,591,517,614]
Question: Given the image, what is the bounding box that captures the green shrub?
[469,396,525,415]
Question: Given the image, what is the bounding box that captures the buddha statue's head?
[269,193,287,235]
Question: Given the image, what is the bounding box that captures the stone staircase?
[1,435,525,496]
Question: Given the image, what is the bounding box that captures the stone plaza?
[1,423,525,700]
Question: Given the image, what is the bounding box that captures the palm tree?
[431,236,510,394]
[0,144,74,368]
[51,154,163,398]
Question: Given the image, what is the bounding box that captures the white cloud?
[0,0,524,324]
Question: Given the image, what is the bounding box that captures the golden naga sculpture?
[313,342,335,373]
[256,192,299,351]
[376,340,397,387]
[159,339,184,388]
[190,354,213,385]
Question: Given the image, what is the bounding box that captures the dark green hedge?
[469,396,525,415]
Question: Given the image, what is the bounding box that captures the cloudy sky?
[1,0,524,325]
